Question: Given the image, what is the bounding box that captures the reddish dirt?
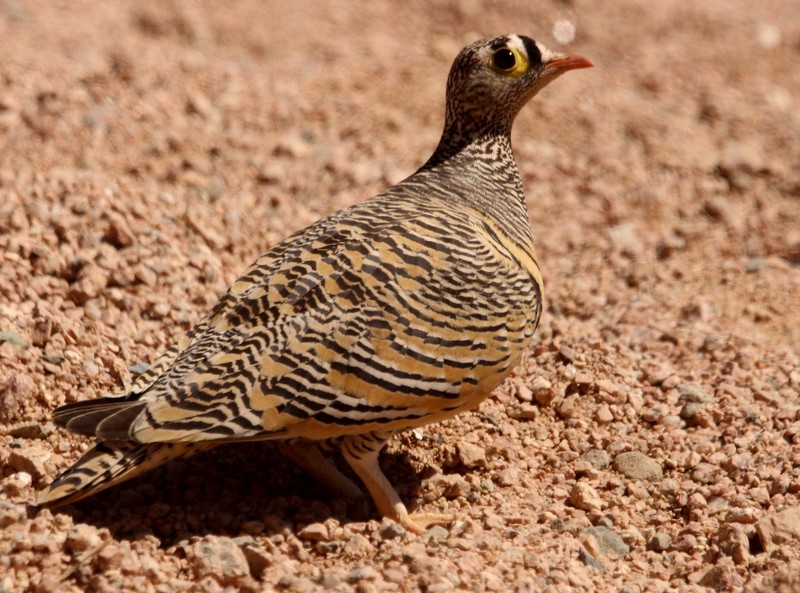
[1,1,799,592]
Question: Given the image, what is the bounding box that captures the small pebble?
[429,474,471,498]
[699,565,738,591]
[557,395,580,419]
[595,517,613,529]
[104,214,135,248]
[379,521,406,540]
[570,483,603,512]
[659,415,683,429]
[717,523,749,564]
[424,526,450,545]
[647,532,672,552]
[578,548,605,572]
[755,507,800,551]
[0,332,29,349]
[297,522,329,542]
[581,449,611,470]
[65,524,104,554]
[8,423,50,439]
[530,376,556,406]
[584,526,630,558]
[315,541,343,555]
[678,384,713,403]
[346,566,379,583]
[514,383,533,402]
[725,508,760,524]
[612,451,663,481]
[8,448,51,479]
[342,534,373,558]
[189,535,250,580]
[745,258,765,273]
[456,442,487,468]
[595,404,614,424]
[3,472,33,496]
[0,374,35,423]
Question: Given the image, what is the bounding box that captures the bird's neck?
[415,131,534,247]
[425,112,513,165]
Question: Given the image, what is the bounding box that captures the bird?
[38,34,592,534]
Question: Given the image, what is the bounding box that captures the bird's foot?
[395,511,456,535]
[339,433,455,536]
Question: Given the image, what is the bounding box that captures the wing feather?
[89,200,539,445]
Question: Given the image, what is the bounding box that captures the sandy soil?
[1,1,799,591]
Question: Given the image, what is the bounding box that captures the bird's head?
[442,34,592,139]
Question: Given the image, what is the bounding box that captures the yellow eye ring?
[488,47,529,77]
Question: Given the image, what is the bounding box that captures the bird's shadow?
[34,441,428,547]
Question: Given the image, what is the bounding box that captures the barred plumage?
[39,35,592,533]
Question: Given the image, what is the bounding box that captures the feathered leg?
[340,432,454,534]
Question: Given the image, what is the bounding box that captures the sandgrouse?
[39,35,592,533]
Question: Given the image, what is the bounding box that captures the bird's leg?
[279,440,363,500]
[340,431,454,535]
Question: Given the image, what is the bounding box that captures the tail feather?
[54,396,144,437]
[95,403,147,440]
[37,441,210,507]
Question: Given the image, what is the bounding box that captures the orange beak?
[544,54,594,75]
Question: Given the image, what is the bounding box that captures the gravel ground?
[1,1,799,592]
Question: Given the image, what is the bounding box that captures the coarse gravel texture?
[1,1,799,592]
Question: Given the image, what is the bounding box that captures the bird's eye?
[489,47,529,77]
[493,49,516,70]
